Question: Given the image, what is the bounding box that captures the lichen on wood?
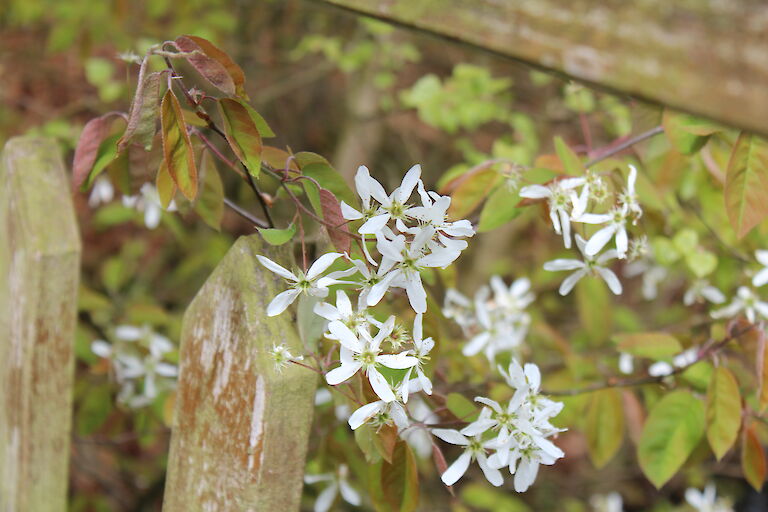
[163,235,317,511]
[320,0,768,135]
[0,136,81,512]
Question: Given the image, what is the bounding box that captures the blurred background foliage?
[2,0,766,511]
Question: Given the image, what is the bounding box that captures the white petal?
[756,250,768,267]
[519,185,551,199]
[514,458,539,492]
[754,267,768,287]
[477,453,504,487]
[314,483,338,512]
[144,205,161,229]
[585,225,616,256]
[313,302,340,321]
[366,270,399,307]
[325,362,362,385]
[615,226,628,258]
[267,289,300,316]
[339,480,361,506]
[328,321,363,353]
[474,397,503,414]
[460,419,497,436]
[441,451,472,486]
[368,368,396,402]
[359,213,390,235]
[577,213,612,225]
[596,267,623,295]
[348,401,383,430]
[376,353,418,369]
[115,325,144,340]
[432,429,469,446]
[462,332,490,356]
[257,255,297,281]
[396,164,421,203]
[559,269,587,296]
[543,259,584,271]
[340,201,364,221]
[405,275,427,314]
[156,363,178,377]
[307,253,343,280]
[91,340,112,358]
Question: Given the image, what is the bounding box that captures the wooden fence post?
[0,137,81,511]
[163,235,317,511]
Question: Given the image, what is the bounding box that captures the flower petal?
[348,401,383,430]
[368,368,396,402]
[267,289,300,316]
[325,362,362,385]
[307,253,343,280]
[257,255,297,281]
[441,451,472,486]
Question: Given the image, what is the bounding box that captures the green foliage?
[585,389,624,468]
[705,367,741,460]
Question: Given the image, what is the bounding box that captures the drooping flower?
[304,464,361,512]
[401,314,434,401]
[431,429,503,487]
[543,234,622,295]
[122,183,176,229]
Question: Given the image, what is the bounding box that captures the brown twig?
[585,125,664,167]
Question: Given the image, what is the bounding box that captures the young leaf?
[446,168,502,220]
[82,133,121,189]
[156,160,176,209]
[638,390,705,488]
[662,109,720,155]
[613,332,682,360]
[477,183,522,232]
[319,188,352,254]
[257,223,297,246]
[742,423,767,491]
[294,152,357,207]
[73,115,116,187]
[218,98,263,177]
[585,388,624,468]
[194,151,224,230]
[161,89,198,199]
[176,35,247,98]
[379,442,420,512]
[117,58,161,152]
[554,136,582,175]
[724,132,768,238]
[705,366,741,460]
[174,35,236,96]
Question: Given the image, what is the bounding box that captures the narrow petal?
[257,255,297,281]
[432,429,469,446]
[596,267,623,295]
[441,451,472,486]
[359,213,390,235]
[91,340,112,358]
[325,362,362,385]
[559,269,587,296]
[368,368,396,402]
[405,275,428,314]
[338,480,361,506]
[314,483,338,512]
[754,267,768,287]
[267,289,300,316]
[307,253,343,280]
[519,185,551,199]
[348,401,383,430]
[340,201,364,220]
[585,225,616,256]
[543,259,584,272]
[477,453,504,487]
[396,164,421,203]
[328,321,364,353]
[376,353,419,369]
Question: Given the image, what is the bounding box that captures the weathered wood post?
[0,137,81,511]
[163,235,317,511]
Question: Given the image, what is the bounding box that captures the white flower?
[431,429,503,487]
[520,177,585,249]
[324,319,417,402]
[648,347,698,377]
[304,464,361,512]
[409,180,475,238]
[340,165,386,224]
[618,164,642,220]
[590,492,624,512]
[711,286,768,324]
[257,253,353,317]
[122,183,176,229]
[753,250,768,287]
[88,176,114,207]
[401,314,434,401]
[443,288,475,329]
[618,353,634,375]
[401,397,439,458]
[313,289,374,332]
[355,164,421,234]
[543,234,622,295]
[623,258,667,300]
[578,205,630,259]
[684,280,726,306]
[270,343,303,372]
[348,399,409,430]
[685,483,733,512]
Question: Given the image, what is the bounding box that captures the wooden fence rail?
[0,137,81,512]
[163,235,317,511]
[318,0,768,135]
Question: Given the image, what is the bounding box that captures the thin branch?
[223,197,269,228]
[585,125,664,167]
[542,324,755,396]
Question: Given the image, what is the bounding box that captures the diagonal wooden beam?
[316,0,768,135]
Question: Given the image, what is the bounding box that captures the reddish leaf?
[118,58,161,153]
[161,89,198,199]
[742,423,767,491]
[218,98,262,177]
[319,188,351,253]
[724,132,768,238]
[174,35,236,96]
[758,329,768,412]
[73,115,114,187]
[380,442,419,512]
[184,35,247,98]
[446,168,502,220]
[377,424,399,464]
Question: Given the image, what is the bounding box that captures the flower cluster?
[443,275,534,361]
[710,250,768,323]
[91,324,178,408]
[432,360,564,491]
[523,165,644,296]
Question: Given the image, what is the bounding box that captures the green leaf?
[82,133,121,189]
[742,423,767,491]
[219,98,263,177]
[554,136,582,175]
[117,58,161,152]
[706,366,741,460]
[446,168,502,220]
[672,229,699,253]
[585,388,624,468]
[478,183,522,232]
[686,250,718,278]
[614,332,682,360]
[295,152,357,207]
[662,109,720,155]
[378,442,419,512]
[355,424,382,464]
[194,151,225,230]
[638,390,705,488]
[446,392,478,421]
[724,132,768,238]
[576,275,612,344]
[156,160,176,209]
[257,223,297,245]
[161,88,198,199]
[461,483,531,512]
